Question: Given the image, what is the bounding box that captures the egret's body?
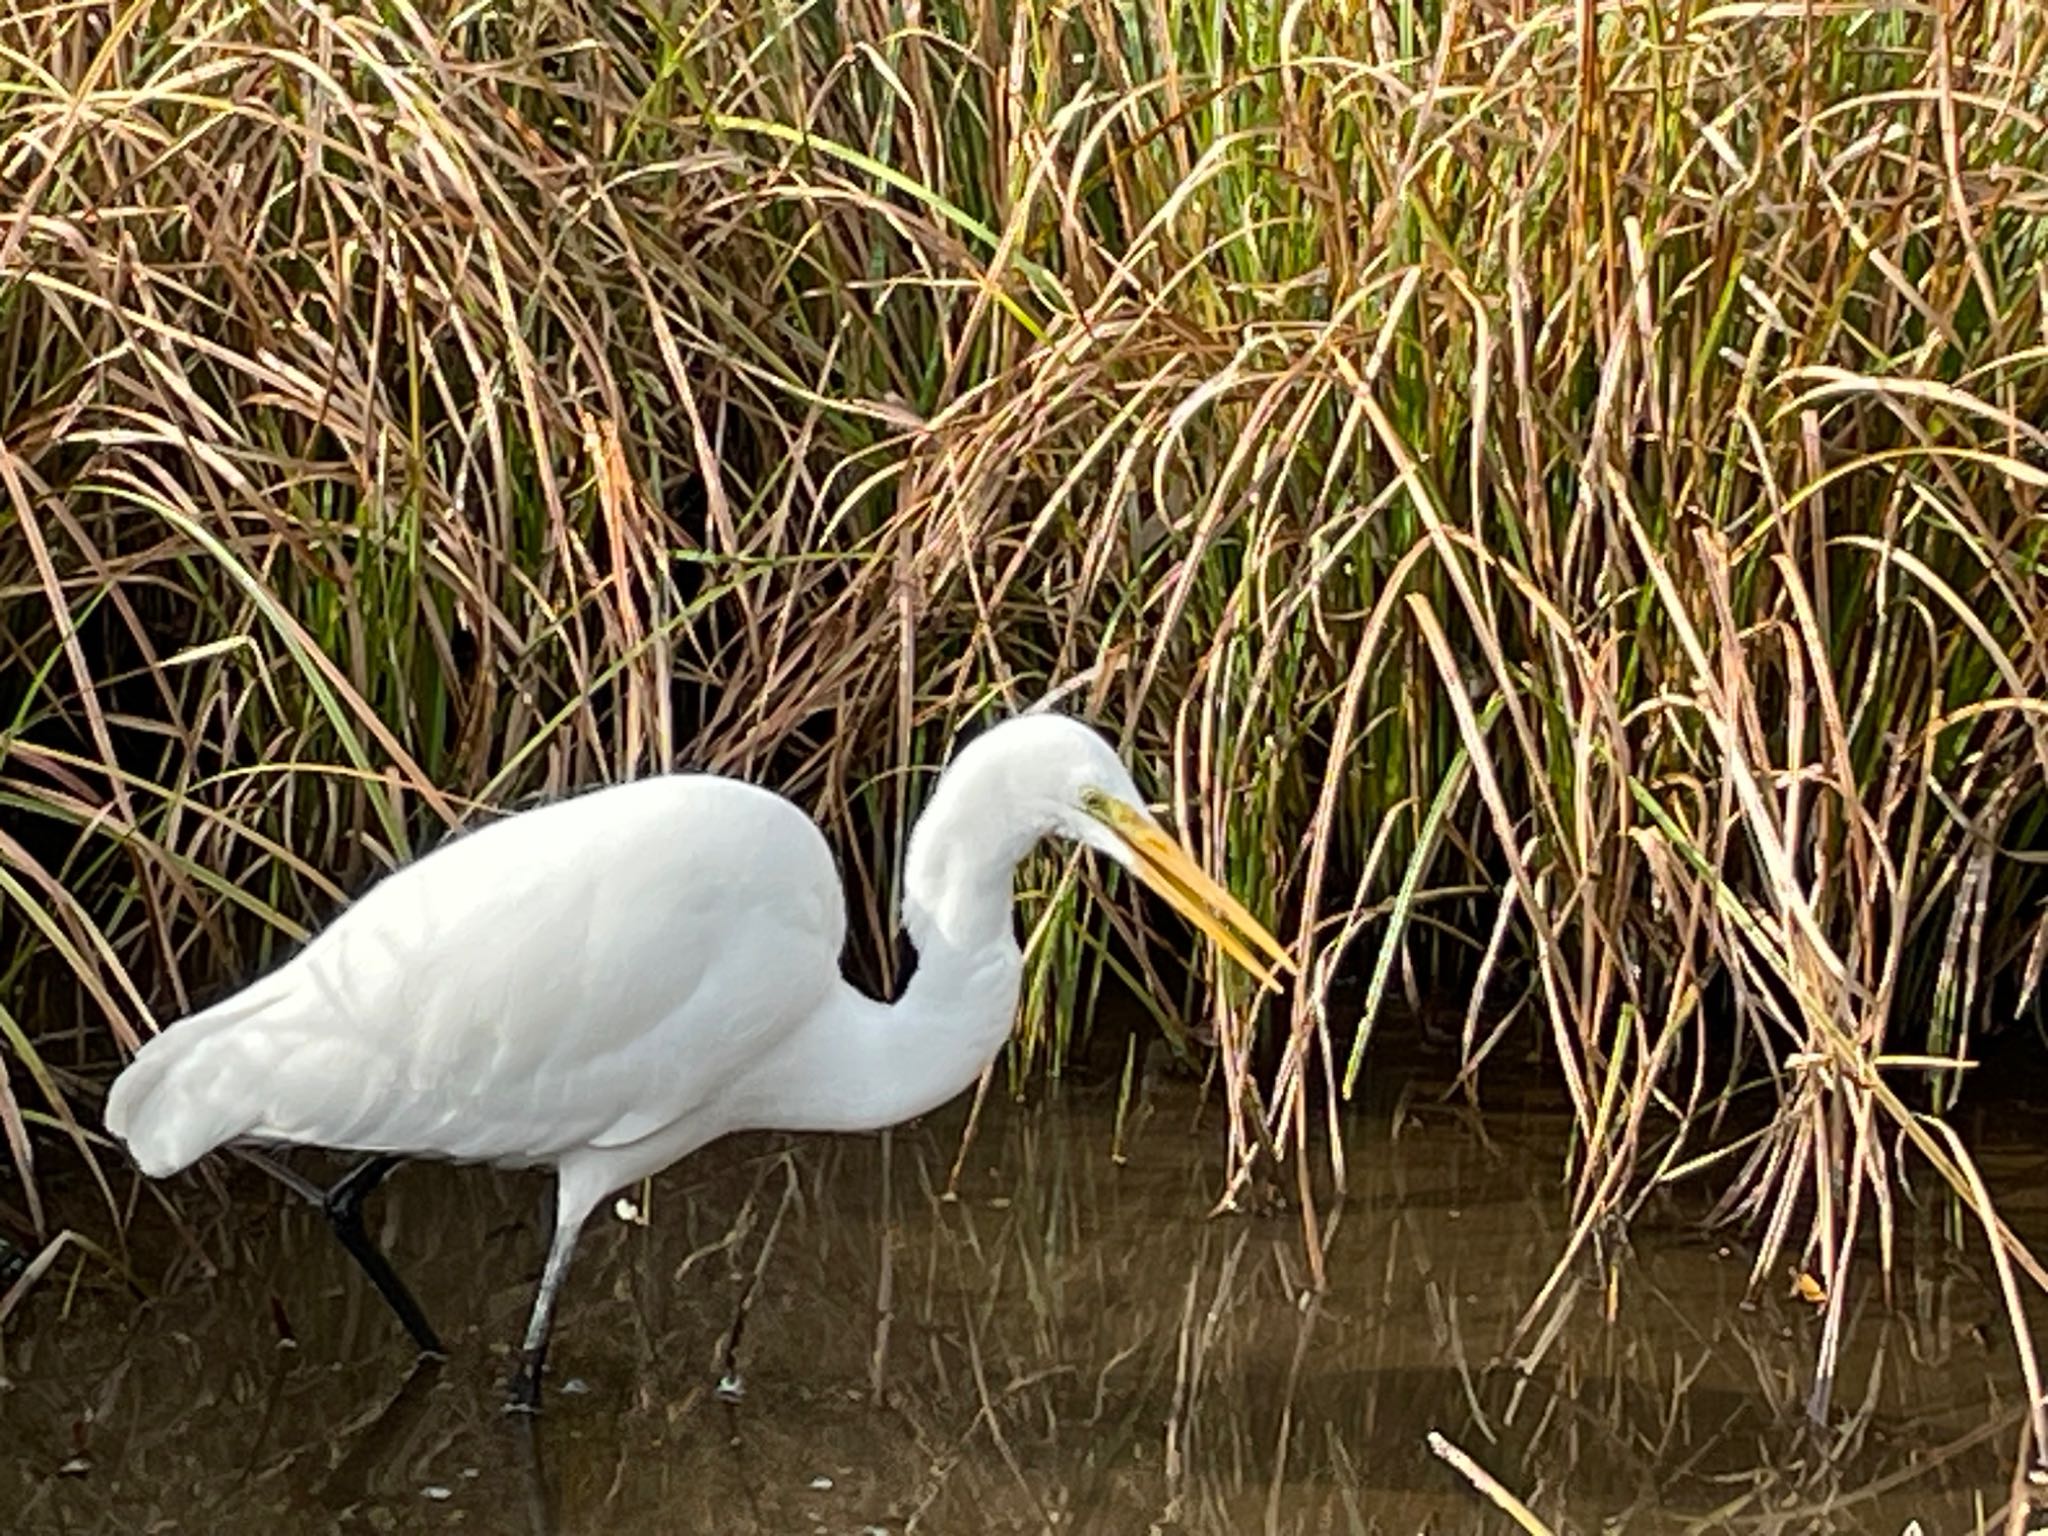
[105,715,1286,1407]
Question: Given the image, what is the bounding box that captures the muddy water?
[3,1061,2042,1535]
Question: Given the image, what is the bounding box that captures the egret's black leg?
[507,1197,591,1413]
[510,1410,559,1536]
[324,1155,446,1358]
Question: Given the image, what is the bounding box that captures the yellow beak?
[1084,792,1294,992]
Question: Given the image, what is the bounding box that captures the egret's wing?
[239,775,846,1164]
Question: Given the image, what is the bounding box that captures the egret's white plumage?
[110,777,847,1175]
[104,713,1288,1406]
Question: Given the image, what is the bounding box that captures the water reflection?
[1,1073,2039,1533]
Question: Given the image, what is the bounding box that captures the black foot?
[505,1350,544,1414]
[323,1156,447,1358]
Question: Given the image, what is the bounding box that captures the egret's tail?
[105,975,293,1177]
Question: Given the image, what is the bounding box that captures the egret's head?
[938,713,1293,988]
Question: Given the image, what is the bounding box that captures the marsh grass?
[4,0,2048,1425]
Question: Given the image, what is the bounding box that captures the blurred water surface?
[5,1052,2043,1534]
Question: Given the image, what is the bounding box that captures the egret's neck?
[734,765,1041,1135]
[901,762,1042,970]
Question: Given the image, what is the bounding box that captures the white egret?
[104,713,1289,1408]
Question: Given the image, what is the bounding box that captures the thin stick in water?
[1427,1430,1557,1536]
